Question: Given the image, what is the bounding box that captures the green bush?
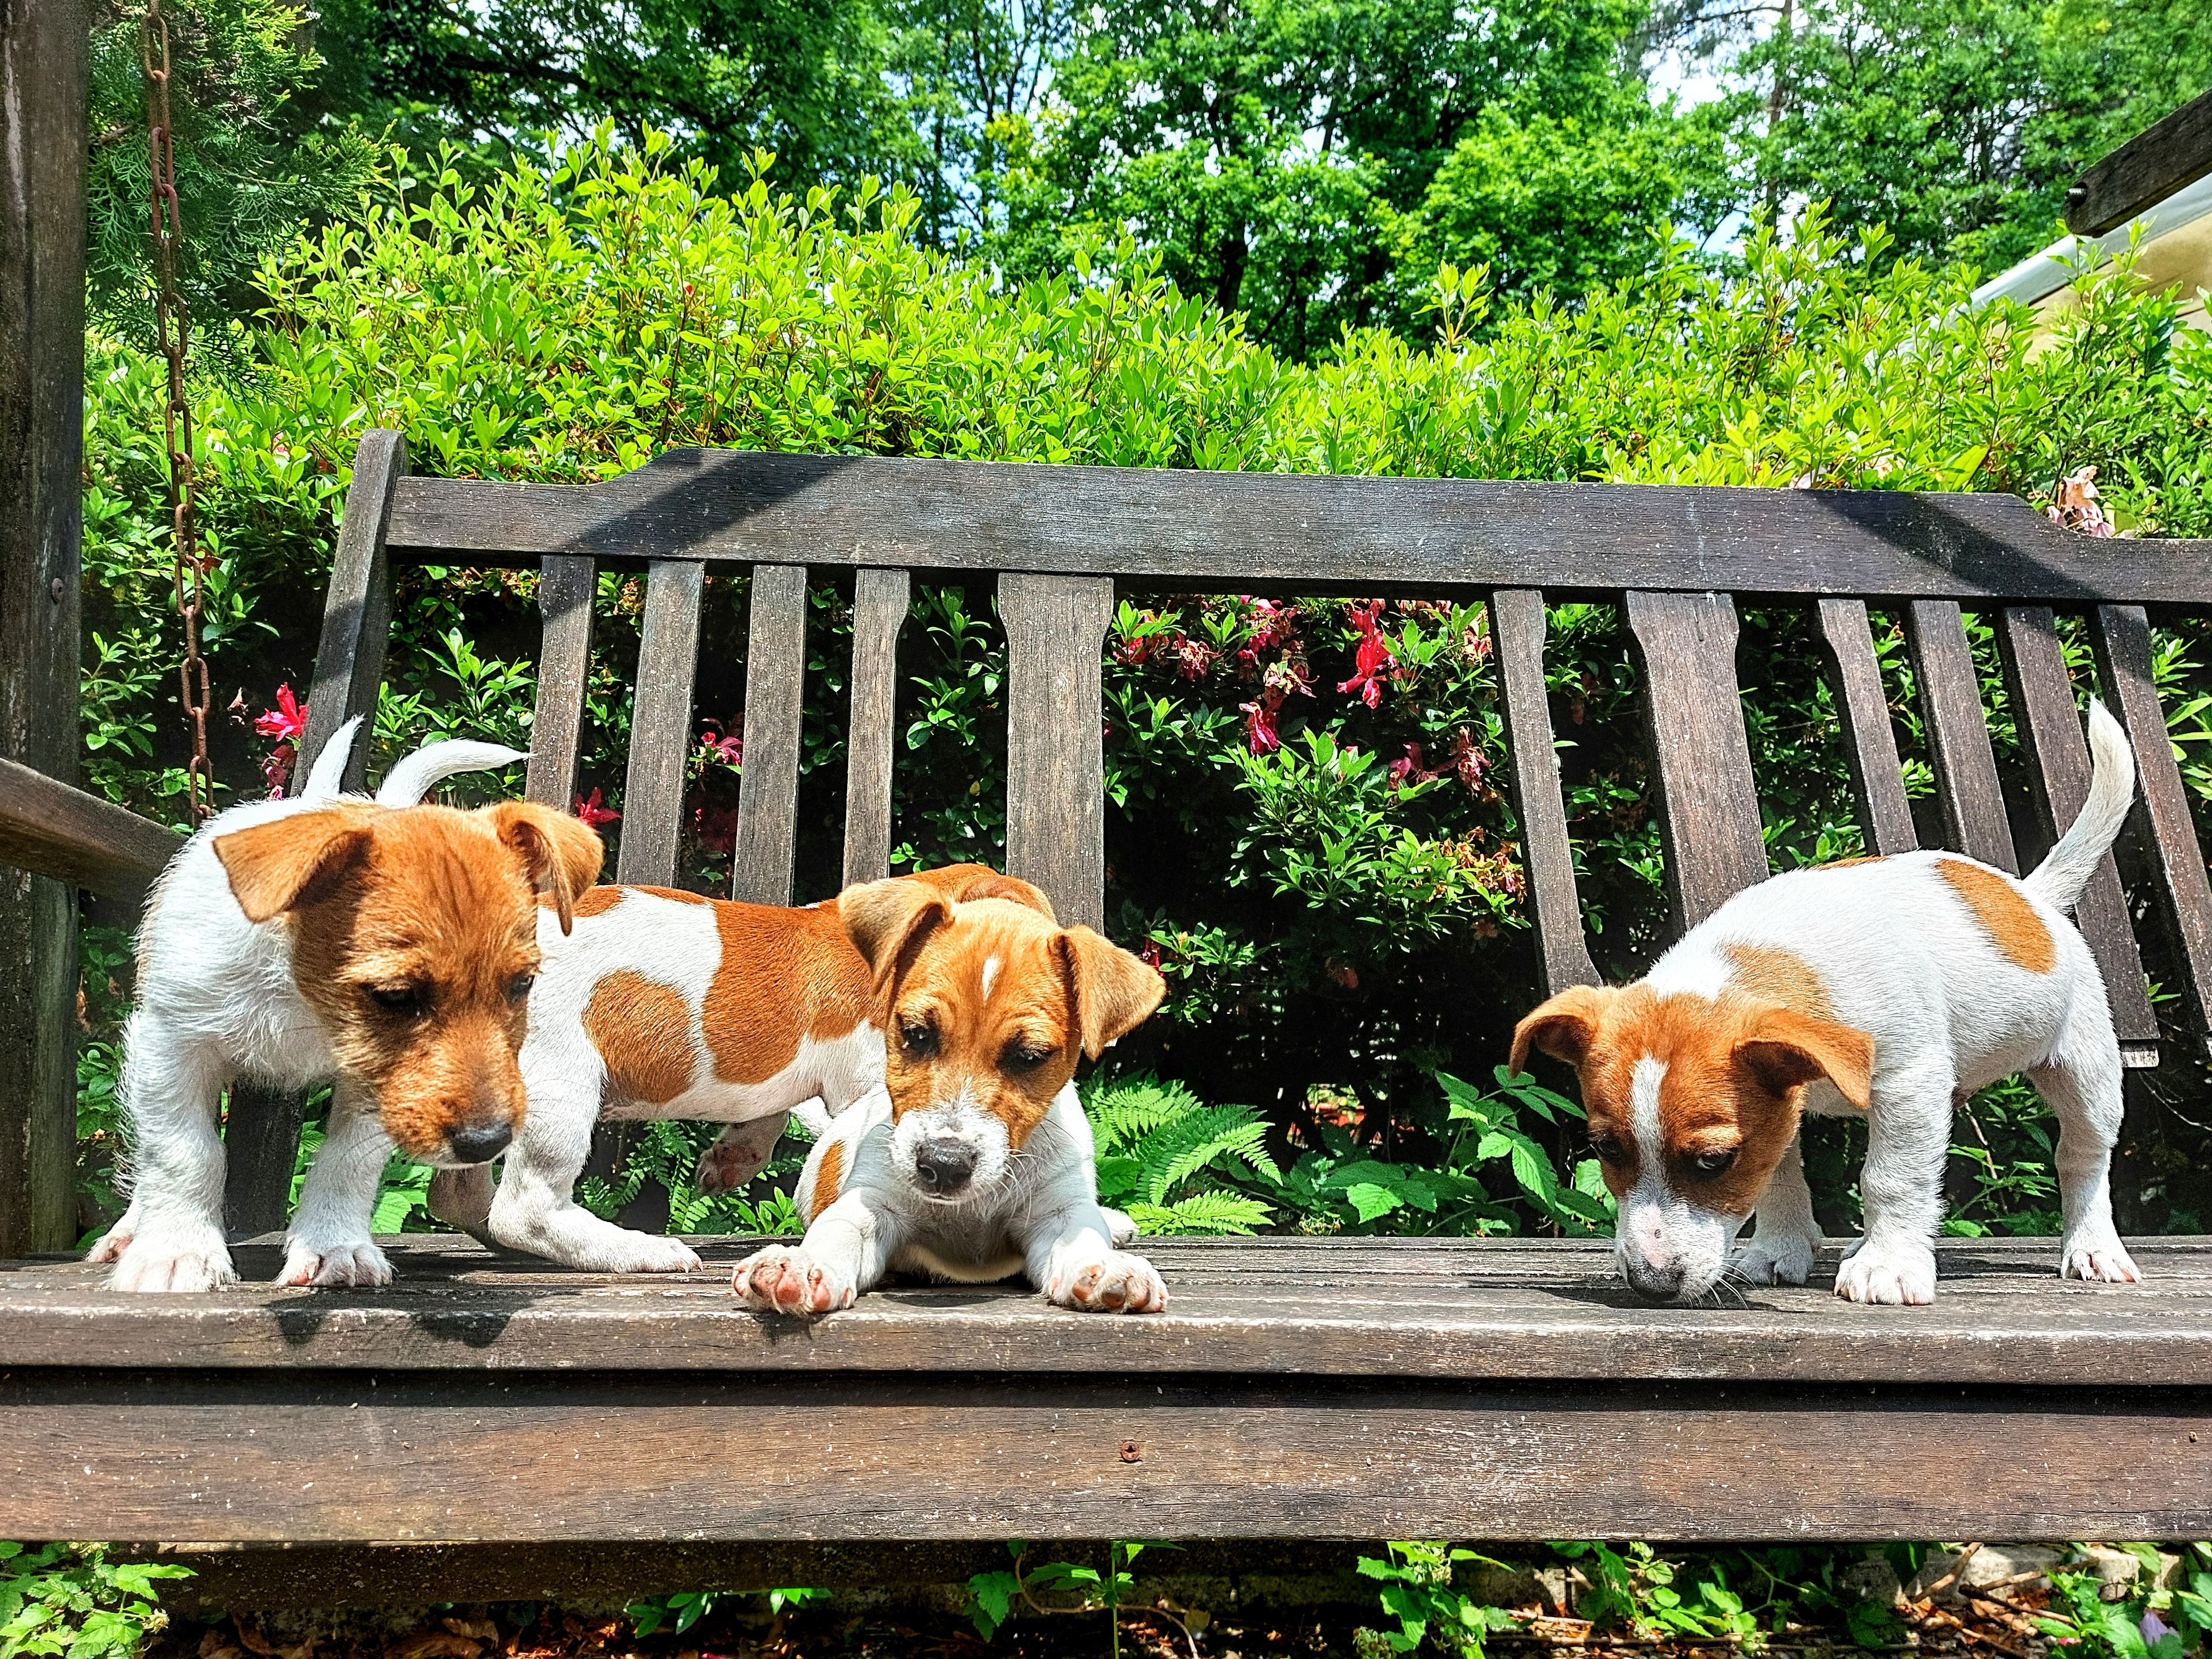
[77,129,2212,1240]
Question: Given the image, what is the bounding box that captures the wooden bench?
[6,435,2212,1559]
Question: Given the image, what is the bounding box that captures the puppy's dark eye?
[507,973,536,1003]
[1592,1136,1630,1168]
[368,984,427,1016]
[1689,1148,1739,1178]
[1003,1040,1054,1072]
[899,1018,938,1056]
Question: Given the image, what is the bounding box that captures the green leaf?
[1345,1181,1404,1222]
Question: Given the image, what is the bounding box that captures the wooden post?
[0,0,90,1254]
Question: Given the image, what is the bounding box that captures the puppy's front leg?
[1836,1060,1952,1305]
[98,1014,237,1292]
[281,1082,398,1287]
[733,1188,905,1317]
[1025,1203,1166,1314]
[1731,1131,1822,1287]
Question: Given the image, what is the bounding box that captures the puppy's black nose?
[1626,1260,1685,1303]
[446,1122,513,1165]
[913,1138,977,1194]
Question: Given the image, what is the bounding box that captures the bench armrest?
[0,757,184,901]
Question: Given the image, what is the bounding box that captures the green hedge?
[77,132,2212,1240]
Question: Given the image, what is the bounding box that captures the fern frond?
[1126,1191,1275,1236]
[1084,1073,1206,1155]
[1140,1102,1281,1202]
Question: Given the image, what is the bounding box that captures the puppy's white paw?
[600,1232,706,1274]
[697,1117,785,1194]
[2061,1233,2141,1284]
[279,1238,395,1288]
[1048,1249,1166,1314]
[108,1227,237,1293]
[732,1245,855,1317]
[84,1209,138,1266]
[1732,1233,1818,1287]
[1833,1239,1936,1305]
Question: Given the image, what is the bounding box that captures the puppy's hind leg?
[1730,1131,1821,1286]
[697,1113,788,1194]
[100,1014,238,1292]
[2035,997,2140,1285]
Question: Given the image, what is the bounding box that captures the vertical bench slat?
[1814,598,1918,856]
[731,565,809,907]
[842,569,910,890]
[524,555,597,811]
[300,429,404,796]
[1489,590,1598,991]
[1997,607,2159,1064]
[1623,591,1769,935]
[617,560,704,887]
[222,1087,302,1240]
[1000,573,1113,932]
[2091,603,2212,1049]
[1903,600,2018,873]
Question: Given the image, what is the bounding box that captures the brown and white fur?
[732,877,1168,1317]
[425,863,1069,1274]
[1512,698,2142,1308]
[88,719,602,1292]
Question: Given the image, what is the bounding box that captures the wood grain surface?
[1491,591,1598,991]
[1813,599,1918,856]
[1904,600,2018,872]
[0,756,181,899]
[1000,573,1113,931]
[303,429,402,796]
[2066,85,2212,235]
[523,555,597,811]
[842,568,910,888]
[616,561,704,887]
[376,446,2212,605]
[730,565,808,906]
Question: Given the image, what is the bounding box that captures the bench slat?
[0,757,182,900]
[1490,590,1597,991]
[2091,604,2212,1049]
[1624,591,1769,934]
[1000,574,1114,931]
[1997,607,2159,1063]
[381,448,2212,606]
[731,565,808,906]
[617,561,704,886]
[221,1088,304,1240]
[523,556,597,811]
[1814,598,1918,856]
[301,429,403,796]
[843,568,910,889]
[1904,600,2017,872]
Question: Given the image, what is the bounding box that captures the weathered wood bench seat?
[8,437,2212,1553]
[3,1235,2210,1542]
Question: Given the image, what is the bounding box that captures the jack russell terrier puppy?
[424,863,1065,1274]
[90,720,602,1292]
[1512,698,2141,1308]
[732,875,1168,1316]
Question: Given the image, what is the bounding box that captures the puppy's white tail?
[2024,698,2136,912]
[296,716,364,802]
[376,739,531,807]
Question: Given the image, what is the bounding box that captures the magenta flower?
[575,788,621,829]
[254,684,307,742]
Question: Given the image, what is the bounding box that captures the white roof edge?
[1968,171,2212,310]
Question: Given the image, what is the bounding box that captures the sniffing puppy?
[425,863,1062,1273]
[89,721,602,1292]
[732,877,1168,1316]
[1511,699,2141,1308]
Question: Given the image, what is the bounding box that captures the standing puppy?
[1512,699,2141,1307]
[733,878,1167,1316]
[89,720,603,1292]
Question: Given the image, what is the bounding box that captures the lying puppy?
[90,720,602,1291]
[732,875,1168,1316]
[1512,699,2140,1307]
[426,863,1061,1273]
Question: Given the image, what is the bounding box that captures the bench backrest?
[261,430,2212,1227]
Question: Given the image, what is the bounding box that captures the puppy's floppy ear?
[954,870,1058,921]
[213,810,375,923]
[841,877,954,1001]
[1056,927,1166,1060]
[1509,984,1615,1077]
[1736,1008,1874,1112]
[482,801,605,935]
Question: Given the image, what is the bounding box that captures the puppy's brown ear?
[1736,1009,1875,1112]
[1056,928,1166,1060]
[1509,984,1615,1077]
[483,801,605,935]
[840,877,954,1001]
[214,810,375,923]
[955,870,1058,921]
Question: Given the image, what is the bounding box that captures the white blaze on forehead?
[1629,1056,1668,1173]
[980,955,1001,1000]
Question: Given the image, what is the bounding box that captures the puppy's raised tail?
[2025,698,2136,912]
[291,715,530,807]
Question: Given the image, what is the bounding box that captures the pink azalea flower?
[254,684,307,742]
[698,718,744,768]
[1139,939,1164,970]
[1337,600,1398,708]
[262,741,297,800]
[1241,698,1282,754]
[575,788,621,829]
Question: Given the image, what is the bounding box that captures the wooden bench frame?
[8,437,2212,1554]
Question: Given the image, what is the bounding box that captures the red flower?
[254,684,307,742]
[1388,741,1434,791]
[1241,698,1282,754]
[1170,633,1217,681]
[262,741,297,800]
[1139,939,1164,970]
[1450,729,1487,792]
[1336,600,1398,708]
[698,719,744,769]
[575,788,621,828]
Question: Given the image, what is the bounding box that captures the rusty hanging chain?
[142,0,214,825]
